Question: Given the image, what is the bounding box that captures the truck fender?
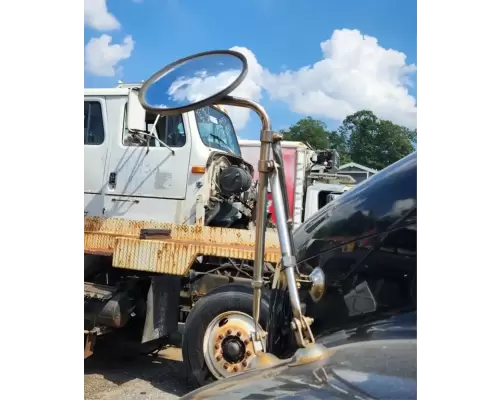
[141,275,182,344]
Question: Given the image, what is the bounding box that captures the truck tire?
[182,284,270,387]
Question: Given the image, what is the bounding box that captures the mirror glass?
[140,51,247,114]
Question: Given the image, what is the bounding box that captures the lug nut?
[218,334,224,340]
[216,355,222,361]
[244,339,250,345]
[226,329,232,335]
[242,361,247,367]
[223,363,229,369]
[236,331,242,337]
[233,366,239,372]
[245,350,252,357]
[214,343,220,350]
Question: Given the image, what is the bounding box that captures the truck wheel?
[182,284,269,386]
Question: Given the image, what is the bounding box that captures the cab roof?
[84,88,131,96]
[84,82,142,97]
[238,139,311,149]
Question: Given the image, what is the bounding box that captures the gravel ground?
[84,347,197,400]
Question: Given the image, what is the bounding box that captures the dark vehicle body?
[182,312,416,399]
[181,152,417,399]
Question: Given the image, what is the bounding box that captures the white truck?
[238,139,355,230]
[85,84,259,227]
[84,84,280,385]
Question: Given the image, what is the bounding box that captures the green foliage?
[280,110,416,170]
[279,117,331,149]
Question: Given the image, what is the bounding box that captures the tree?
[280,117,331,150]
[328,131,351,164]
[281,111,416,170]
[337,110,416,170]
[281,117,352,164]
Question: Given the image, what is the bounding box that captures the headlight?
[308,267,326,303]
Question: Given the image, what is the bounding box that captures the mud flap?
[141,275,181,343]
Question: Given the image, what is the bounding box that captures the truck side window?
[84,101,105,145]
[123,104,186,147]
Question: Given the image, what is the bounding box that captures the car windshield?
[194,106,241,157]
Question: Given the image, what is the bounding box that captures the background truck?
[238,139,356,230]
[84,84,280,384]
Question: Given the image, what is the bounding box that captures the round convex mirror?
[138,50,248,115]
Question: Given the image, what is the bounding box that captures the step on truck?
[84,83,281,384]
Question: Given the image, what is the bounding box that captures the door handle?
[109,172,117,189]
[111,198,139,204]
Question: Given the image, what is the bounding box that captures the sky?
[84,0,417,139]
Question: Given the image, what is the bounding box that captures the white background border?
[417,1,500,397]
[0,0,496,398]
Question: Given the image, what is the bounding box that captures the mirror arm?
[128,114,175,155]
[150,114,176,154]
[218,95,316,350]
[218,96,272,351]
[218,96,272,131]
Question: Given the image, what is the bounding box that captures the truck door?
[103,99,192,217]
[84,98,109,217]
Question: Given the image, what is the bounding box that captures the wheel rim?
[202,311,264,379]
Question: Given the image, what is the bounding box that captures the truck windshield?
[195,106,241,157]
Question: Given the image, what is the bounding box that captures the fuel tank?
[268,152,417,355]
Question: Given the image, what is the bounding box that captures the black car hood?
[180,338,416,400]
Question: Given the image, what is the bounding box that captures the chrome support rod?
[219,95,315,350]
[269,169,301,319]
[271,139,295,238]
[219,96,272,346]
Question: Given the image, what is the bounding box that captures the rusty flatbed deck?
[84,217,281,276]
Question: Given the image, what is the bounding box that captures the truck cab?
[84,85,256,228]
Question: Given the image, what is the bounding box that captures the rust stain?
[84,217,280,275]
[211,321,255,375]
[289,346,334,367]
[251,352,281,367]
[84,216,280,247]
[84,248,113,256]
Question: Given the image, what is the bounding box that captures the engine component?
[205,202,222,224]
[208,202,243,227]
[218,166,252,195]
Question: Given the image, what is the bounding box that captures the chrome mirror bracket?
[218,95,327,363]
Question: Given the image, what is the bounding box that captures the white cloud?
[219,29,417,130]
[103,28,415,130]
[161,70,242,105]
[85,35,135,77]
[84,0,120,31]
[263,29,417,129]
[224,46,264,131]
